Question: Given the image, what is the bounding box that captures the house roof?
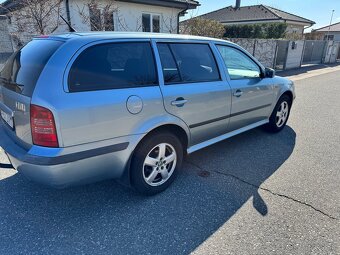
[313,22,340,32]
[0,0,200,14]
[196,4,315,26]
[117,0,199,9]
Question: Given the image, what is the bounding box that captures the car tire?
[130,132,183,195]
[264,94,292,133]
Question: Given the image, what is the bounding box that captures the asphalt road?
[0,68,339,254]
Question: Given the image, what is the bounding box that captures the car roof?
[39,32,230,44]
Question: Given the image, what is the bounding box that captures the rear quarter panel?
[32,38,190,148]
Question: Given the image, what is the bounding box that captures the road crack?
[186,160,339,221]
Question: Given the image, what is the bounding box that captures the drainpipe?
[177,1,189,34]
[65,0,72,32]
[235,0,241,9]
[303,23,314,38]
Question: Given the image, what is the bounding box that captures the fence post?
[273,40,278,69]
[322,41,327,63]
[300,40,306,67]
[283,40,290,70]
[253,39,256,56]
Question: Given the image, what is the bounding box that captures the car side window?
[157,43,221,84]
[157,44,181,83]
[217,45,261,80]
[68,42,158,92]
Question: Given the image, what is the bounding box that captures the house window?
[89,4,101,31]
[103,10,114,31]
[324,35,334,41]
[153,15,160,33]
[142,13,161,33]
[89,4,114,31]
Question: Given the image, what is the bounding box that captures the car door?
[154,41,232,146]
[216,44,275,132]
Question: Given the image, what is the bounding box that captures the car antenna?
[60,15,77,33]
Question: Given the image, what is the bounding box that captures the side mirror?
[265,67,275,78]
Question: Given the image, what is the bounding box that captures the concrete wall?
[324,41,340,63]
[253,39,277,68]
[285,40,304,69]
[228,38,277,68]
[228,38,255,54]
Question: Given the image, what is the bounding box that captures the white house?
[0,0,199,39]
[184,0,315,39]
[311,22,340,41]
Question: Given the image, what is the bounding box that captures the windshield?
[0,39,63,97]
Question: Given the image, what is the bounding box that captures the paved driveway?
[0,68,339,254]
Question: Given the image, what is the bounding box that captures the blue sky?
[0,0,339,32]
[183,0,340,32]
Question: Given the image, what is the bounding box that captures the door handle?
[233,90,243,97]
[171,97,188,107]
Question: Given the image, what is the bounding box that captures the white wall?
[7,0,183,38]
[66,0,182,33]
[285,24,305,36]
[330,32,340,42]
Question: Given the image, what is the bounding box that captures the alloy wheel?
[142,143,177,187]
[276,101,289,127]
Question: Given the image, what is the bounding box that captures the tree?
[76,0,147,32]
[180,18,225,39]
[0,0,63,48]
[77,0,118,31]
[3,0,63,35]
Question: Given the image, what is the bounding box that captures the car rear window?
[68,42,158,92]
[0,39,63,97]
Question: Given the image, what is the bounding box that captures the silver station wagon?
[0,33,295,195]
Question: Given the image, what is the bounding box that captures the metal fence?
[302,40,327,64]
[274,40,289,70]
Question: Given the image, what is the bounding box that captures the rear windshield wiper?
[0,77,24,93]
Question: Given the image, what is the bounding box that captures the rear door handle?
[233,90,243,97]
[171,97,188,107]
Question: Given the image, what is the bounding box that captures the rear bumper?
[0,122,138,188]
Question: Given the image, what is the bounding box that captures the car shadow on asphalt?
[0,126,296,254]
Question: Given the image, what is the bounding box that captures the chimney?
[235,0,241,9]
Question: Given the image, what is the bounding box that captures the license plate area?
[1,110,14,129]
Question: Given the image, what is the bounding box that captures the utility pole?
[326,10,335,40]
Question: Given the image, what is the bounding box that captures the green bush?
[224,23,287,39]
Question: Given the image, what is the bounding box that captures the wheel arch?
[119,123,190,186]
[280,90,294,103]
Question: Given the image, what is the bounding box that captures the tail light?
[30,104,59,147]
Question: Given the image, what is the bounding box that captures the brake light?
[30,104,59,147]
